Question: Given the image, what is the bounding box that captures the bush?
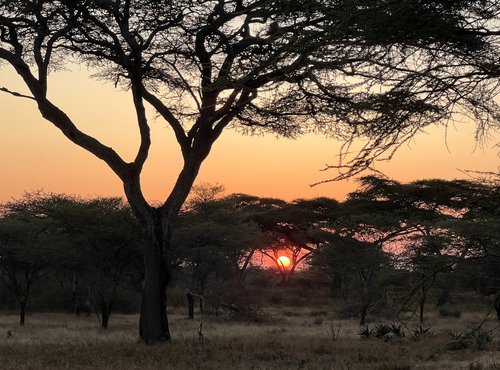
[359,323,405,341]
[413,325,434,339]
[374,324,393,338]
[358,326,374,338]
[445,328,494,351]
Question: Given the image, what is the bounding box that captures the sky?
[0,65,499,205]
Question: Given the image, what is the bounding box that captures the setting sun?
[277,256,291,268]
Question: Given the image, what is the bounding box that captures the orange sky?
[0,65,499,204]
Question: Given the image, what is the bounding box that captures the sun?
[277,255,291,268]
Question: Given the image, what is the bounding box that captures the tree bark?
[72,274,78,315]
[495,293,500,321]
[138,211,171,343]
[20,301,26,326]
[100,303,112,330]
[187,292,195,319]
[359,270,371,326]
[360,303,368,326]
[98,296,112,329]
[127,143,212,344]
[101,309,110,329]
[419,298,425,325]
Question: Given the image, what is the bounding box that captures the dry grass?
[0,308,499,369]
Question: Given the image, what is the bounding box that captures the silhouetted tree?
[4,193,142,328]
[172,195,263,315]
[0,207,53,325]
[1,0,498,342]
[451,178,500,318]
[185,182,226,211]
[54,197,142,329]
[220,195,339,283]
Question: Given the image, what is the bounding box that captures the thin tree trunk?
[72,274,80,315]
[359,269,371,326]
[419,299,425,325]
[495,293,500,321]
[187,292,194,319]
[360,304,368,326]
[360,288,370,326]
[239,248,255,282]
[99,296,112,329]
[199,279,206,314]
[101,309,110,329]
[20,301,27,326]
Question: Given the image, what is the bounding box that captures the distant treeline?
[0,176,499,327]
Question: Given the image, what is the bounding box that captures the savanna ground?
[1,301,500,370]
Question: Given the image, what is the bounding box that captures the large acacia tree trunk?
[132,155,209,343]
[139,211,171,343]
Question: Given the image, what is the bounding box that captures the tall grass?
[0,308,498,369]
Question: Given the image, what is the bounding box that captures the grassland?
[0,305,499,370]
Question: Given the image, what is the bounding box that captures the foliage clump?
[359,323,405,341]
[412,325,434,339]
[445,328,494,351]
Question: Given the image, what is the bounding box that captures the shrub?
[360,323,405,341]
[445,328,494,351]
[413,325,434,339]
[326,322,342,341]
[389,323,405,338]
[374,324,393,339]
[358,326,374,338]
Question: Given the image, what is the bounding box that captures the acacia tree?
[450,178,500,318]
[172,196,263,313]
[0,209,53,326]
[46,196,142,329]
[4,193,143,328]
[0,0,498,343]
[351,176,494,322]
[249,197,339,284]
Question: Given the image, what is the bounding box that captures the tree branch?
[140,86,190,157]
[0,86,34,100]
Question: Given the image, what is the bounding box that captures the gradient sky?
[1,65,499,204]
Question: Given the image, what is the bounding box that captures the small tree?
[0,210,53,325]
[223,195,338,284]
[57,197,142,329]
[172,195,263,315]
[313,231,393,325]
[451,178,500,318]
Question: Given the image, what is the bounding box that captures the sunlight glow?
[277,255,291,268]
